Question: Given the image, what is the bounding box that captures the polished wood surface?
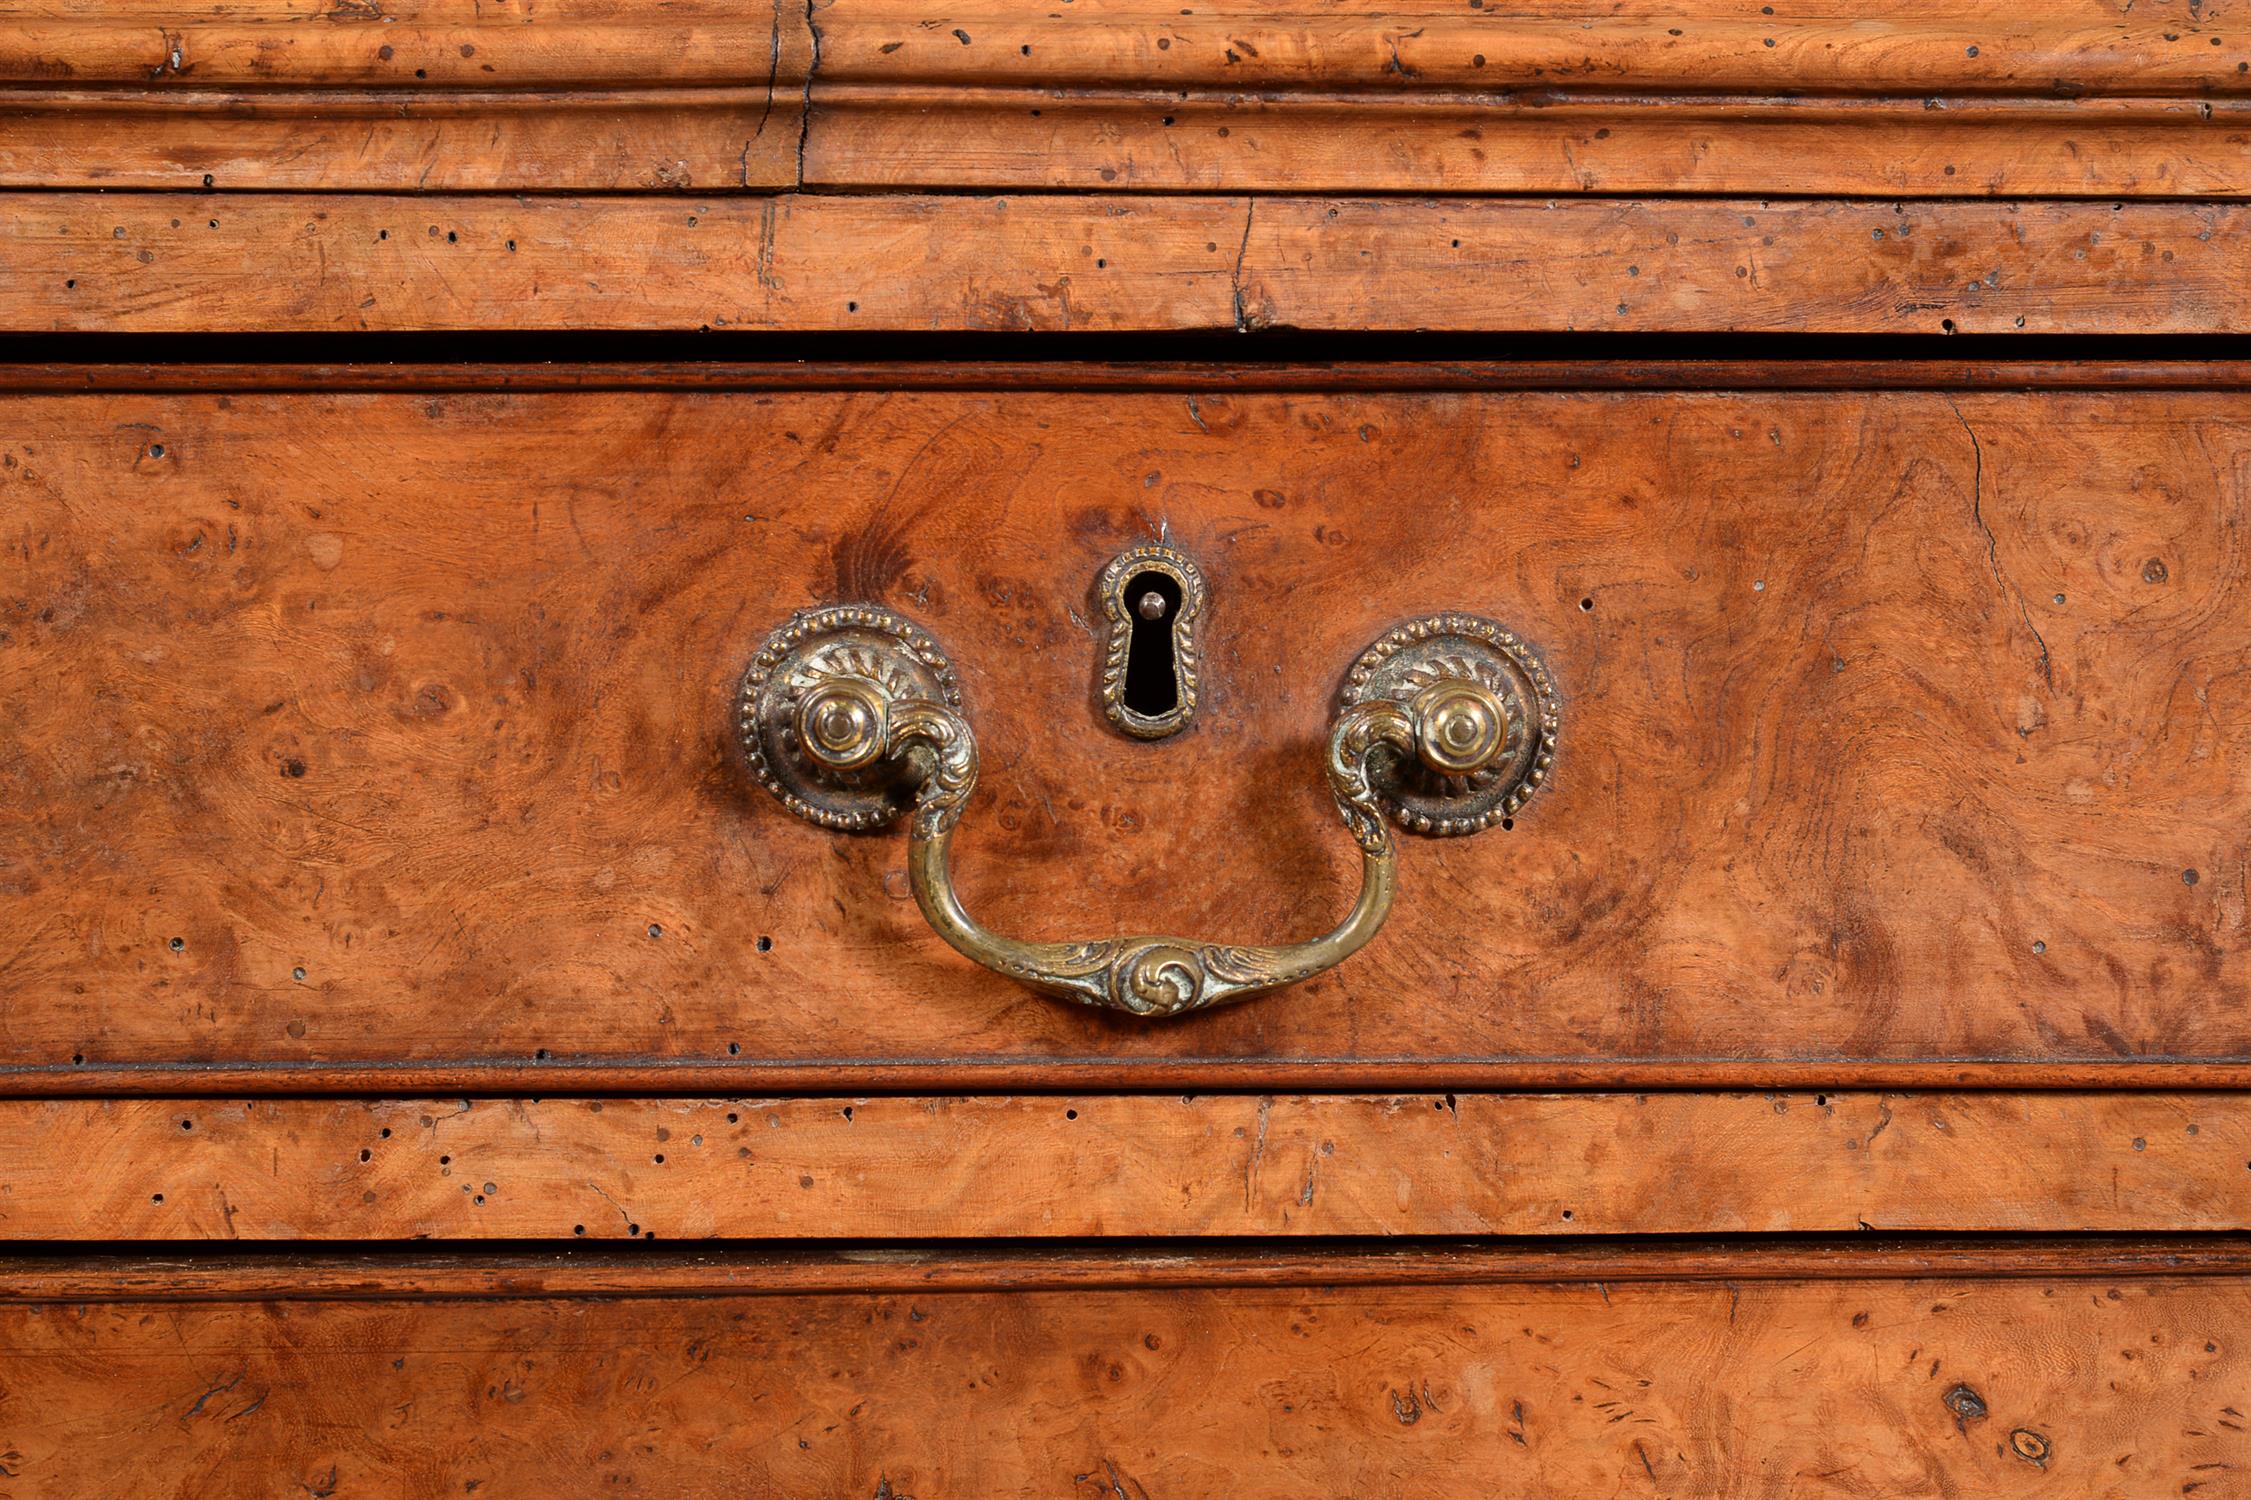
[0,1249,2238,1497]
[0,0,810,191]
[0,0,806,88]
[0,1094,2241,1240]
[10,195,2251,333]
[10,0,2250,1475]
[1241,198,2251,334]
[13,90,2247,198]
[812,0,2251,95]
[4,383,2245,1084]
[809,91,2251,198]
[1,88,802,193]
[12,1239,2251,1301]
[8,3,2249,195]
[11,0,2243,93]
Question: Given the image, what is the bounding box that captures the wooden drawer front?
[10,197,2251,335]
[1,1094,2245,1240]
[5,373,2248,1089]
[1,1247,2242,1497]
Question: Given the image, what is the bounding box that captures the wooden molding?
[0,1255,2240,1494]
[4,4,2250,192]
[11,86,2246,195]
[808,1,2251,97]
[1,1094,2243,1241]
[0,87,806,192]
[6,1239,2251,1303]
[11,360,2251,395]
[0,1,813,190]
[8,1058,2251,1096]
[12,2,2241,95]
[804,86,2251,197]
[0,4,813,90]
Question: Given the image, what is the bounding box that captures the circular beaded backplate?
[737,605,961,831]
[1339,612,1560,836]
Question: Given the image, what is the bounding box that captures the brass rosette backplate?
[738,604,962,831]
[1338,612,1560,835]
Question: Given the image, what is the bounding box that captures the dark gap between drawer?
[12,330,2251,371]
[1,1233,2248,1304]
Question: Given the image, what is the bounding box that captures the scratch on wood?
[1947,394,2053,689]
[751,0,785,156]
[757,199,781,290]
[586,1180,635,1231]
[1244,1097,1272,1208]
[1865,1096,1895,1150]
[795,0,820,189]
[1230,199,1256,330]
[182,1370,243,1420]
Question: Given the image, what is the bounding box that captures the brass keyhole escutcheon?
[1096,544,1204,739]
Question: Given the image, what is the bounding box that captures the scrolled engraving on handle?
[1327,697,1419,857]
[741,607,1556,1018]
[886,699,978,838]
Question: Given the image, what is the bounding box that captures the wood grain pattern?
[809,0,2251,95]
[16,89,2244,197]
[9,3,2247,195]
[0,1094,2241,1240]
[0,0,811,89]
[0,88,802,192]
[0,1263,2241,1496]
[806,90,2251,198]
[12,0,2245,94]
[12,1240,2251,1302]
[9,194,2250,333]
[1238,197,2251,334]
[0,0,810,191]
[4,384,2248,1082]
[16,1058,2251,1094]
[0,193,1247,333]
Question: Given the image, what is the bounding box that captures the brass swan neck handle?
[894,692,1414,1016]
[741,606,1558,1019]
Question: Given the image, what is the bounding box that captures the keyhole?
[1095,544,1203,740]
[1121,570,1183,718]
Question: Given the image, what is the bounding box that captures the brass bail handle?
[740,606,1559,1018]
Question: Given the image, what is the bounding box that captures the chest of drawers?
[4,3,2250,1495]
